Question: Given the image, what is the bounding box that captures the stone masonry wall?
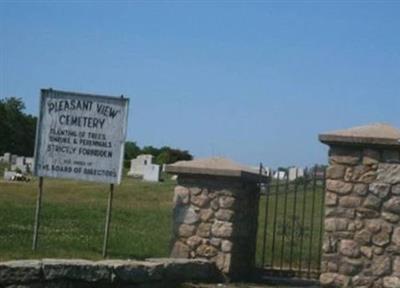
[321,146,400,288]
[171,175,259,280]
[0,258,220,287]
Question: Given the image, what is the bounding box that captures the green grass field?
[0,163,324,275]
[0,163,176,260]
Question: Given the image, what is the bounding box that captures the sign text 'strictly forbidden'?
[34,89,129,184]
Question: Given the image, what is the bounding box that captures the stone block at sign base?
[98,260,163,283]
[0,260,41,285]
[146,258,222,282]
[42,259,111,283]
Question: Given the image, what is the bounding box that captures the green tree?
[123,142,193,165]
[155,147,192,164]
[155,150,170,164]
[0,97,37,156]
[0,102,8,154]
[124,141,141,160]
[141,145,160,157]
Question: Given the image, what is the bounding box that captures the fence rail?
[256,167,326,279]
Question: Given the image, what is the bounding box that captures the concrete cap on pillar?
[319,123,400,147]
[165,157,267,182]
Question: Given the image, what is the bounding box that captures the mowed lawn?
[0,166,176,260]
[0,163,325,274]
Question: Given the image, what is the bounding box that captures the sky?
[1,1,400,168]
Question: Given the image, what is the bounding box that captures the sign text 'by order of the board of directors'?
[34,89,129,184]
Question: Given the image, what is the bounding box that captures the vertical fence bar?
[307,168,318,278]
[261,173,271,268]
[257,162,263,266]
[298,169,309,275]
[270,171,281,268]
[288,169,299,271]
[316,168,327,274]
[279,173,290,271]
[32,177,44,251]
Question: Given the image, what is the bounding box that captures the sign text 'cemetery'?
[34,89,129,184]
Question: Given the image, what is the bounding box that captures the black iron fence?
[256,166,326,279]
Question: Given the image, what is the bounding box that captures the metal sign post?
[32,176,44,251]
[102,183,114,257]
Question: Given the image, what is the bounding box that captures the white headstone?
[10,155,17,165]
[288,167,304,181]
[273,171,286,180]
[142,164,160,182]
[3,153,11,163]
[16,156,25,166]
[4,170,18,181]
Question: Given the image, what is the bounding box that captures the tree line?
[0,97,36,156]
[124,142,193,167]
[0,97,193,165]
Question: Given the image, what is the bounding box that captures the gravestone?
[127,154,160,182]
[3,170,18,181]
[16,157,25,166]
[10,155,17,165]
[288,166,304,181]
[25,157,34,172]
[11,156,29,173]
[3,153,11,164]
[142,165,160,182]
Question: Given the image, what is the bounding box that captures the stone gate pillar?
[319,123,400,288]
[165,157,266,280]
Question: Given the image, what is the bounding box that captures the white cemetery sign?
[33,89,129,184]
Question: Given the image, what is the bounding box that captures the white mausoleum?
[127,154,160,182]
